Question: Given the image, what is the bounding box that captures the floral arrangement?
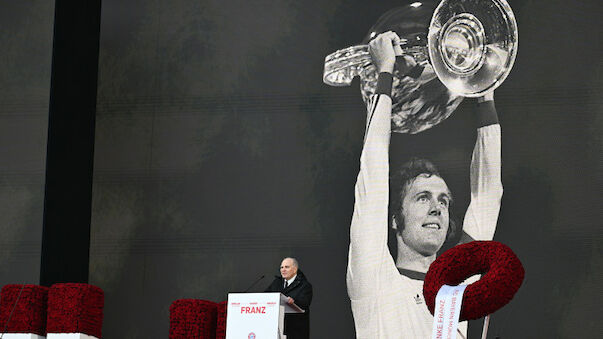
[169,299,217,339]
[423,241,525,321]
[215,300,228,339]
[47,283,104,338]
[0,284,49,335]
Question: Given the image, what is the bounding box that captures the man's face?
[398,174,451,256]
[280,258,298,280]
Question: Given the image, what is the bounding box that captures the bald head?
[280,257,299,280]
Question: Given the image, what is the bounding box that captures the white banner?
[431,284,467,339]
[225,293,282,339]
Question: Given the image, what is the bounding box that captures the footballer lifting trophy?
[323,0,518,134]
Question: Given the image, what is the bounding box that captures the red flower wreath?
[423,241,525,321]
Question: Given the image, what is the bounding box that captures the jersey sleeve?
[347,74,395,299]
[462,113,503,241]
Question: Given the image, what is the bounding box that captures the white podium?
[46,334,98,339]
[225,293,304,339]
[0,333,97,339]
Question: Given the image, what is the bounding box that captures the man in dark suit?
[265,257,313,339]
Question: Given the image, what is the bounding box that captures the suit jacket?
[265,270,313,339]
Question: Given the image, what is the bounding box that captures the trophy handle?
[322,45,371,87]
[322,33,429,87]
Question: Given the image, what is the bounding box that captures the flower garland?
[423,241,524,321]
[0,284,49,335]
[47,283,104,338]
[169,299,217,339]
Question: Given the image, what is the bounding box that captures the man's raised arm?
[461,92,503,242]
[346,32,400,299]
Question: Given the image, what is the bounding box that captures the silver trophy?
[323,0,518,134]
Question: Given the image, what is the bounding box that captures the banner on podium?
[226,292,283,339]
[226,292,304,339]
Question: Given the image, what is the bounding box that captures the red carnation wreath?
[423,241,524,321]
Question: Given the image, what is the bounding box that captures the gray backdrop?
[1,0,602,338]
[0,0,54,288]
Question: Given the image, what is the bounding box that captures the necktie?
[284,281,288,289]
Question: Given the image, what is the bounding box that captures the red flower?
[216,301,228,339]
[423,241,525,321]
[169,299,217,339]
[47,283,104,338]
[0,284,49,335]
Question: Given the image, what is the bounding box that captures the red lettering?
[240,306,268,314]
[447,319,454,337]
[437,299,445,323]
[449,297,457,321]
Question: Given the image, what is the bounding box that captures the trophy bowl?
[323,0,518,134]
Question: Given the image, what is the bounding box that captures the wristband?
[375,72,393,96]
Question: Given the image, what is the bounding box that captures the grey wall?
[0,1,54,287]
[89,1,603,338]
[90,1,360,336]
[0,0,601,338]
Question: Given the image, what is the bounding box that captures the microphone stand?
[243,275,266,293]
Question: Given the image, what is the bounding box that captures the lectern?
[225,292,304,339]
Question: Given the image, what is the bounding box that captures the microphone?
[243,275,265,293]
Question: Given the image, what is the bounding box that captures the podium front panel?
[225,292,282,339]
